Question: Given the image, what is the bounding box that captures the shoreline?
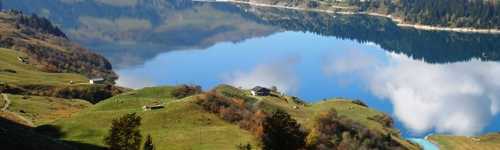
[207,0,500,34]
[407,136,440,150]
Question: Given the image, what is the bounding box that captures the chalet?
[143,103,165,111]
[89,78,105,84]
[251,86,271,96]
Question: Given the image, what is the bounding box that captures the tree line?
[243,5,500,63]
[338,0,500,28]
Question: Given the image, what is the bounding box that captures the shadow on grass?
[0,117,105,150]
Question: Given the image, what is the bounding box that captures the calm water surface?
[5,0,500,138]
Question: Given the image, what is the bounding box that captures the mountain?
[0,11,116,81]
[2,0,280,69]
[0,10,126,150]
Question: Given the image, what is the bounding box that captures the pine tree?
[262,110,306,150]
[143,134,155,150]
[104,113,142,150]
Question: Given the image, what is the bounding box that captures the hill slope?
[50,85,420,150]
[0,11,116,81]
[0,10,126,150]
[429,133,500,150]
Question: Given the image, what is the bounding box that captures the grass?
[51,85,420,150]
[52,86,258,150]
[5,94,92,126]
[0,48,88,86]
[429,133,500,150]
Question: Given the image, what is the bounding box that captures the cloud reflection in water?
[224,56,300,94]
[325,51,500,135]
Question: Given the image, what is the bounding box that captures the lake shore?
[208,0,500,34]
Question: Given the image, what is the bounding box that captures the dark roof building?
[251,86,271,96]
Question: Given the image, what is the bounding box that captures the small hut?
[143,103,165,111]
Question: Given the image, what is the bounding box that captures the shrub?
[53,85,117,103]
[196,92,267,137]
[171,84,202,99]
[143,134,155,150]
[104,113,142,150]
[307,109,402,150]
[0,69,16,73]
[236,143,252,150]
[368,114,394,128]
[352,100,368,107]
[239,110,267,138]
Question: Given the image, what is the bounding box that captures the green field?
[50,85,420,150]
[429,133,500,150]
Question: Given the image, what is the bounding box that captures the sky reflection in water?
[116,31,500,136]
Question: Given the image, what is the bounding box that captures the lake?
[4,0,500,138]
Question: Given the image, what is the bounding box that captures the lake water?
[4,0,500,138]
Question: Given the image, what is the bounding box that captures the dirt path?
[1,93,34,126]
[1,93,10,111]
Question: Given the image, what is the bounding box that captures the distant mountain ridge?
[240,5,500,63]
[235,0,500,29]
[0,10,117,81]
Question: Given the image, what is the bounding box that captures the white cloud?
[116,74,155,89]
[223,57,300,94]
[322,48,380,76]
[324,51,500,135]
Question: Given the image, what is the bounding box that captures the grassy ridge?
[5,94,92,126]
[51,85,420,150]
[53,86,258,149]
[429,133,500,150]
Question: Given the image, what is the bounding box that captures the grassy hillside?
[0,47,124,103]
[429,133,500,150]
[53,86,258,149]
[0,11,116,80]
[0,48,88,86]
[3,94,92,126]
[50,85,420,150]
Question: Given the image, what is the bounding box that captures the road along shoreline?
[205,0,500,34]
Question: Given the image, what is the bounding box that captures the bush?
[171,84,202,99]
[104,113,142,150]
[0,69,16,73]
[196,92,266,137]
[307,109,402,150]
[368,114,394,128]
[236,143,252,150]
[53,85,120,103]
[351,100,368,107]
